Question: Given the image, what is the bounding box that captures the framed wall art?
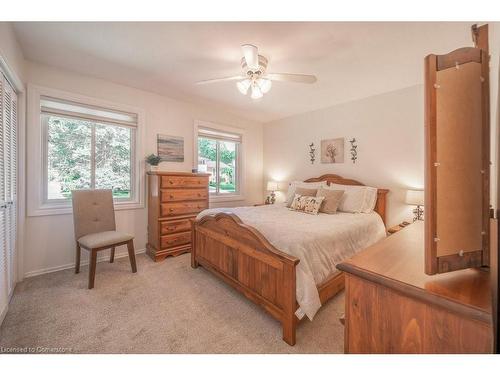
[157,134,184,162]
[320,137,344,163]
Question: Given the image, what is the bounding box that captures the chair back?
[71,189,116,240]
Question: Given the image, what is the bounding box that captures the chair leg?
[127,240,137,273]
[75,243,81,274]
[88,249,97,289]
[110,247,115,263]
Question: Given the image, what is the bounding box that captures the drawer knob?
[197,193,201,197]
[169,194,174,199]
[169,226,176,231]
[168,180,173,184]
[169,208,174,212]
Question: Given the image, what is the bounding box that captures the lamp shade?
[236,79,251,95]
[266,181,279,191]
[405,189,424,206]
[251,84,263,99]
[257,78,272,94]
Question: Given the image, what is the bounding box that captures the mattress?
[197,203,386,320]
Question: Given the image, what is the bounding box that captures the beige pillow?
[285,181,327,206]
[289,194,325,215]
[316,188,344,214]
[285,187,318,207]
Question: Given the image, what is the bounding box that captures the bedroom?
[1,0,500,370]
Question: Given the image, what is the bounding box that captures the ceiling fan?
[196,44,317,99]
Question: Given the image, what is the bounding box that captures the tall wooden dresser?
[146,171,210,262]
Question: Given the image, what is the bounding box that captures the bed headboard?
[304,174,389,226]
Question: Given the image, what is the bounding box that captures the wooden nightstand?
[387,221,411,235]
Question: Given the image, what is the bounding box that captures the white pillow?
[285,181,328,206]
[328,183,378,213]
[363,187,378,213]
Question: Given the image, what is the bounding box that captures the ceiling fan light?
[250,84,263,99]
[257,78,272,94]
[236,79,251,95]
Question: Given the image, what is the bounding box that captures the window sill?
[27,201,144,217]
[209,194,245,204]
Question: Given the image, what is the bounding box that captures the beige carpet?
[0,253,345,353]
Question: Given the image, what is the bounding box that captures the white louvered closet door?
[0,72,17,319]
[0,73,5,318]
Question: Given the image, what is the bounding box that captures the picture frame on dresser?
[146,171,210,261]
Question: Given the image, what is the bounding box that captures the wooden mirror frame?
[424,39,490,275]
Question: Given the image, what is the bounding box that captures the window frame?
[41,113,137,204]
[194,120,245,203]
[27,85,145,216]
[199,136,240,196]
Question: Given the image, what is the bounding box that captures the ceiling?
[12,22,473,123]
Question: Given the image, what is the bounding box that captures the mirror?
[424,46,490,275]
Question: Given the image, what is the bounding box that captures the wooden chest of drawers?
[146,172,210,262]
[337,222,493,353]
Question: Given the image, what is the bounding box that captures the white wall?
[0,23,25,82]
[23,61,263,277]
[263,86,424,227]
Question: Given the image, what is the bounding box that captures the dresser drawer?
[160,188,207,202]
[161,200,208,217]
[160,231,191,249]
[161,175,208,188]
[160,219,192,235]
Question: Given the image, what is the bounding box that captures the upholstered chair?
[71,189,137,289]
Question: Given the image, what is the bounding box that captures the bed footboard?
[191,213,300,345]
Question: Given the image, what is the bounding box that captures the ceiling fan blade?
[195,76,245,85]
[265,73,317,84]
[242,44,259,70]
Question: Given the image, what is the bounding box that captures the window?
[41,96,137,202]
[197,126,242,197]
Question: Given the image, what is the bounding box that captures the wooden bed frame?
[191,174,388,346]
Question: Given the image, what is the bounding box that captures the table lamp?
[405,189,424,221]
[266,181,279,204]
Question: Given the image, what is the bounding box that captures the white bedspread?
[197,203,386,320]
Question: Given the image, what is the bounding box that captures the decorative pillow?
[285,187,318,208]
[285,181,327,207]
[328,183,378,213]
[316,188,344,214]
[289,194,325,215]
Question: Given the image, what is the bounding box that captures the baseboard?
[23,248,146,279]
